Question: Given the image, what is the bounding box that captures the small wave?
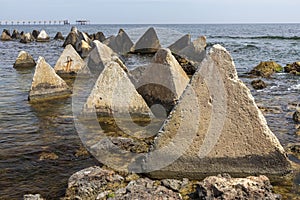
[288,84,300,90]
[209,35,300,40]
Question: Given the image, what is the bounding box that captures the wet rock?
[64,166,124,200]
[104,29,134,55]
[29,57,71,101]
[39,152,59,160]
[1,29,12,41]
[110,137,149,153]
[114,178,181,199]
[251,79,267,90]
[85,61,151,117]
[173,54,197,76]
[75,145,90,158]
[20,33,34,43]
[131,27,161,54]
[13,51,36,68]
[284,62,300,75]
[148,44,291,179]
[54,32,64,40]
[31,30,40,39]
[178,35,207,63]
[23,194,45,200]
[36,30,50,42]
[92,31,106,42]
[250,61,283,78]
[197,174,281,200]
[54,44,86,74]
[11,29,21,39]
[134,48,190,114]
[293,110,300,123]
[168,34,191,54]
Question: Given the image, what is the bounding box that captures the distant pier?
[0,20,70,25]
[76,20,90,25]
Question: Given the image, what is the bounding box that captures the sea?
[0,24,299,199]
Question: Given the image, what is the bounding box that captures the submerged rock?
[284,62,300,75]
[168,34,191,54]
[29,57,71,101]
[147,44,291,179]
[131,27,161,54]
[1,29,12,41]
[250,61,283,78]
[104,29,133,55]
[54,44,86,74]
[36,30,50,42]
[13,51,36,68]
[251,79,267,90]
[134,48,190,114]
[54,32,64,40]
[197,174,281,200]
[85,61,151,117]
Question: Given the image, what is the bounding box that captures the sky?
[0,0,300,24]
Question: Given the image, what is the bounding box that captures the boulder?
[54,44,86,74]
[29,57,71,101]
[168,34,191,54]
[251,79,267,90]
[23,194,45,200]
[197,174,281,200]
[105,29,134,55]
[1,29,12,41]
[11,29,21,39]
[85,61,151,117]
[36,30,50,42]
[92,31,106,42]
[293,110,300,123]
[178,35,207,63]
[32,30,40,39]
[54,32,64,40]
[20,33,34,43]
[64,166,181,200]
[134,48,190,114]
[284,62,300,75]
[250,61,283,78]
[146,44,291,179]
[13,51,36,68]
[131,27,161,54]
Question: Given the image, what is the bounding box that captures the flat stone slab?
[142,44,291,179]
[54,44,86,74]
[29,57,71,101]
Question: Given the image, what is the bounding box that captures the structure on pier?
[75,20,90,25]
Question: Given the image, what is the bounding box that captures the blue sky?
[0,0,299,24]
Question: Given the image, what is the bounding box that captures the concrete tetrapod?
[142,44,291,179]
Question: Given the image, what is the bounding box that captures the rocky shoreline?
[1,26,299,199]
